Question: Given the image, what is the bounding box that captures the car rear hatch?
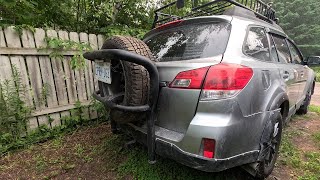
[144,17,232,134]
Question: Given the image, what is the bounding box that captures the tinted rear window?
[144,22,231,62]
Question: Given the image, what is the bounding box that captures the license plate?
[95,61,111,84]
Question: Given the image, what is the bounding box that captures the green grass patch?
[280,130,302,167]
[106,135,251,180]
[280,129,320,179]
[298,152,320,180]
[118,147,235,180]
[309,105,320,114]
[312,132,320,147]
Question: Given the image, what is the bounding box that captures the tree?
[0,0,155,37]
[274,0,320,56]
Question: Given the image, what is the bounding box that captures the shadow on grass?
[102,135,255,180]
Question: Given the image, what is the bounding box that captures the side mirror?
[305,57,320,67]
[176,0,185,9]
[303,58,309,66]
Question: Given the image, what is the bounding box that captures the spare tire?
[99,36,156,124]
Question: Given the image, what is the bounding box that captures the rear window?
[144,22,231,62]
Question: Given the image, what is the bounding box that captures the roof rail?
[152,0,278,28]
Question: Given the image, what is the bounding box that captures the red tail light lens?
[201,63,253,100]
[203,63,253,90]
[169,66,209,89]
[203,138,215,158]
[169,63,253,99]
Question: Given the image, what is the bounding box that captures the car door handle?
[300,71,304,78]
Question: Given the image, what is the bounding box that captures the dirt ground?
[311,82,320,106]
[0,111,319,179]
[0,85,319,179]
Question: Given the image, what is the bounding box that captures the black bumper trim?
[121,124,259,172]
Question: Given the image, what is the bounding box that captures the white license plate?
[95,61,111,84]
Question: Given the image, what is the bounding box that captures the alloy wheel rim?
[265,121,281,167]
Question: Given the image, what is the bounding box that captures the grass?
[1,106,319,179]
[309,105,320,114]
[299,152,320,180]
[34,154,48,172]
[278,109,320,180]
[117,143,249,180]
[116,107,320,180]
[99,134,251,180]
[279,130,302,167]
[312,132,320,147]
[280,135,320,180]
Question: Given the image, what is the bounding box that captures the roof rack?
[152,0,277,28]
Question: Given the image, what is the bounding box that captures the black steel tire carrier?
[83,49,159,164]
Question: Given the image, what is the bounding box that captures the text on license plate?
[95,61,111,84]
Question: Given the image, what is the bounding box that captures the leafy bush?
[0,66,31,144]
[100,25,148,39]
[44,37,92,69]
[0,66,109,155]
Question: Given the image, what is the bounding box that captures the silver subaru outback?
[90,0,316,179]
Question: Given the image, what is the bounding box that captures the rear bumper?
[121,124,259,172]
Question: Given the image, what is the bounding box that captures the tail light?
[169,66,209,89]
[169,63,253,100]
[202,138,215,158]
[201,63,253,100]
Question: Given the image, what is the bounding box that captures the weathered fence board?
[0,47,78,56]
[0,27,6,47]
[0,26,104,130]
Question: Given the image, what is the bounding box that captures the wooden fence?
[0,27,105,130]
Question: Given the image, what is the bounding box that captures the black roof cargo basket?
[152,0,278,28]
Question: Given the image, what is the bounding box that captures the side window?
[269,37,279,62]
[271,35,291,63]
[244,27,271,61]
[287,40,303,64]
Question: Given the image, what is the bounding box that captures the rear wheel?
[99,36,156,124]
[255,114,283,179]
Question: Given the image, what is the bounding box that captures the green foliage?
[279,130,302,167]
[0,0,154,36]
[90,98,109,121]
[159,0,226,20]
[101,25,148,39]
[274,0,320,57]
[0,108,108,155]
[310,67,320,82]
[279,122,320,180]
[60,101,89,128]
[0,0,74,31]
[115,136,250,179]
[44,37,92,69]
[39,83,50,107]
[309,105,320,114]
[12,24,36,36]
[0,66,108,155]
[0,66,31,144]
[312,131,320,147]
